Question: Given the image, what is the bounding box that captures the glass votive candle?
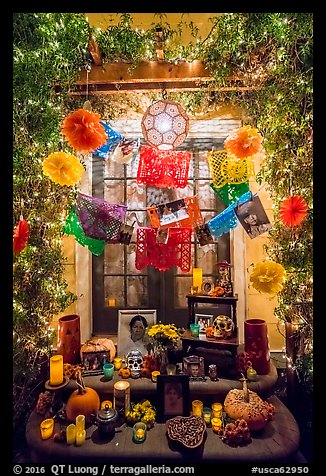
[103,363,114,380]
[151,371,160,382]
[66,423,76,445]
[40,418,54,440]
[208,364,218,381]
[190,323,200,338]
[202,407,212,425]
[192,399,203,417]
[101,400,113,410]
[211,417,222,433]
[132,422,147,443]
[75,430,86,446]
[113,357,123,370]
[166,364,176,375]
[211,402,223,418]
[190,285,198,295]
[75,414,85,434]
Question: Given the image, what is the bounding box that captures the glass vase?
[154,347,169,374]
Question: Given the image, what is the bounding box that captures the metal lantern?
[141,99,189,150]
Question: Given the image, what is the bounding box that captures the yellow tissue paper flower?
[249,261,286,294]
[42,151,84,186]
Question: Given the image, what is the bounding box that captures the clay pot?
[57,314,81,364]
[244,319,270,375]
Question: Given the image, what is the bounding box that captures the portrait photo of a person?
[235,195,271,239]
[164,382,183,415]
[190,363,200,377]
[118,310,157,359]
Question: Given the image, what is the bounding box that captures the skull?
[212,315,234,339]
[126,350,143,378]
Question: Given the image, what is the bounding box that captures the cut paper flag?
[135,227,192,272]
[64,208,106,256]
[137,145,191,188]
[210,182,250,206]
[147,196,203,230]
[94,122,123,158]
[207,191,252,238]
[207,149,255,189]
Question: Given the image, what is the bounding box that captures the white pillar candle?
[75,414,85,434]
[66,423,76,445]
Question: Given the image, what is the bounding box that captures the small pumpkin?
[80,337,116,361]
[223,374,274,431]
[119,367,131,379]
[66,371,100,423]
[205,326,215,338]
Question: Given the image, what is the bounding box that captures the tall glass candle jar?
[113,380,130,417]
[192,399,203,417]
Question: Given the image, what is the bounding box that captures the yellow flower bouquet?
[147,323,182,351]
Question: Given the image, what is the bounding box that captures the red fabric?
[135,227,192,272]
[136,145,191,188]
[13,217,30,254]
[279,195,308,227]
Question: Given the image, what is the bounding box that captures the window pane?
[175,276,192,307]
[127,276,148,307]
[197,181,216,209]
[104,245,124,274]
[104,275,124,307]
[127,180,146,209]
[127,243,147,274]
[197,244,219,274]
[104,160,125,178]
[104,180,125,203]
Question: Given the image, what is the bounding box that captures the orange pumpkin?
[66,371,100,422]
[80,338,116,362]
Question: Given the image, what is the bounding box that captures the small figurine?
[215,260,233,296]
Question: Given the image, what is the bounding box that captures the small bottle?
[247,362,257,381]
[208,364,218,381]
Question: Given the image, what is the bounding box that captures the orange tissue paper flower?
[279,195,308,227]
[13,217,30,254]
[249,261,286,295]
[42,152,85,186]
[61,109,107,152]
[224,125,263,159]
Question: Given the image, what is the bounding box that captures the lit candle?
[75,430,86,446]
[151,371,160,382]
[40,418,54,440]
[211,402,223,418]
[192,268,203,290]
[202,407,212,425]
[107,298,116,307]
[49,355,63,386]
[192,399,203,417]
[75,415,85,434]
[66,423,76,445]
[211,417,222,432]
[113,357,123,370]
[101,400,113,410]
[113,380,130,417]
[133,422,147,442]
[166,364,176,375]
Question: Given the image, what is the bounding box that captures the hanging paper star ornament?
[13,216,30,254]
[61,109,107,152]
[279,195,308,227]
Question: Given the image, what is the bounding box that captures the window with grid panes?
[92,136,231,335]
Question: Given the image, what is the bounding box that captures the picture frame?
[156,374,190,423]
[201,279,214,295]
[234,194,271,239]
[183,355,206,381]
[117,309,157,358]
[195,314,214,334]
[81,350,111,376]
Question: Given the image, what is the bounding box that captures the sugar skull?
[126,350,143,378]
[212,315,234,339]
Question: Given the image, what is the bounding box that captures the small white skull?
[212,315,234,339]
[126,350,143,378]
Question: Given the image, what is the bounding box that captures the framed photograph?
[156,374,190,423]
[183,355,205,381]
[201,279,214,295]
[81,351,111,376]
[195,314,214,334]
[234,194,271,239]
[117,309,157,358]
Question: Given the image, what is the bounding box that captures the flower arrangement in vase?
[147,323,182,374]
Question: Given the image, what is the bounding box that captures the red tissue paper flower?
[61,109,107,152]
[13,217,30,254]
[279,195,308,227]
[224,125,263,159]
